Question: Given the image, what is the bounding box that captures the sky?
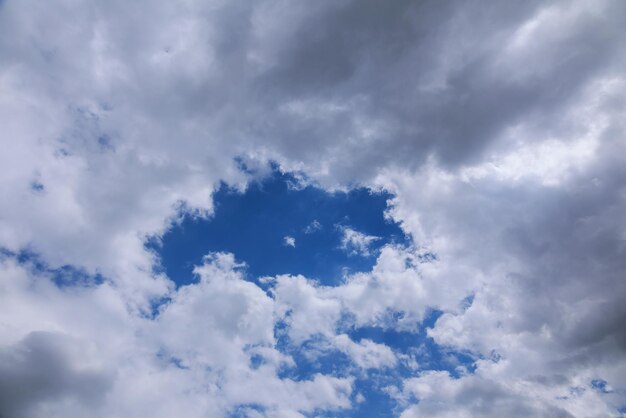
[150,168,408,286]
[0,0,625,417]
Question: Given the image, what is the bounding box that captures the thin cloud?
[304,219,322,234]
[283,236,296,247]
[338,226,380,257]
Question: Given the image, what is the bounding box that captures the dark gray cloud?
[233,0,625,178]
[0,332,113,418]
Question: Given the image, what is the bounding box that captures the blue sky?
[1,1,625,417]
[152,168,407,287]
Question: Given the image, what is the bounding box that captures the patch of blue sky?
[269,345,403,418]
[346,312,476,416]
[150,167,409,287]
[0,247,104,288]
[272,310,475,380]
[346,310,477,378]
[274,343,399,418]
[30,180,45,192]
[97,134,115,152]
[229,404,265,418]
[591,379,611,394]
[335,379,402,418]
[268,310,478,417]
[155,349,189,370]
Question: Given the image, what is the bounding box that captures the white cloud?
[375,96,626,415]
[332,334,397,370]
[271,274,342,344]
[283,236,296,247]
[0,254,355,418]
[339,226,380,256]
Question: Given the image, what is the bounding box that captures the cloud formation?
[1,0,625,416]
[339,226,380,257]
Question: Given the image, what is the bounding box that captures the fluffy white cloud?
[270,246,427,342]
[332,334,397,370]
[271,274,343,343]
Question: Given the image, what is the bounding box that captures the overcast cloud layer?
[1,0,626,417]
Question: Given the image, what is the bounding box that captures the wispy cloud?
[304,219,322,234]
[338,226,379,256]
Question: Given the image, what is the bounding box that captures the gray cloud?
[0,332,114,418]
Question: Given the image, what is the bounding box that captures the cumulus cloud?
[1,0,626,416]
[332,334,397,370]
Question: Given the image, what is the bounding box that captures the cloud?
[0,254,355,417]
[271,274,343,344]
[396,366,622,418]
[303,219,322,234]
[1,0,623,285]
[0,331,114,418]
[1,0,625,416]
[332,334,397,370]
[283,236,296,247]
[377,100,626,415]
[339,226,380,256]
